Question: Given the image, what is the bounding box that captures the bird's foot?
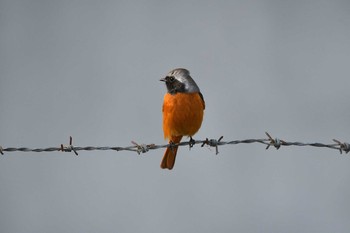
[168,140,176,155]
[189,136,196,150]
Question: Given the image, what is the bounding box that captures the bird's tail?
[160,135,183,170]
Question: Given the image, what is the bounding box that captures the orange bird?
[160,68,205,169]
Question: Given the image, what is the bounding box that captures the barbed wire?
[1,132,349,156]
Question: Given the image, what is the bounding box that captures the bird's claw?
[189,137,196,149]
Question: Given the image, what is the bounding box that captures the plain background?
[1,1,350,232]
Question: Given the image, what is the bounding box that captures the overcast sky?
[1,1,350,232]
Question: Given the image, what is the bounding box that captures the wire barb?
[0,146,3,155]
[333,139,350,154]
[60,136,78,156]
[265,132,285,150]
[201,136,224,155]
[131,141,155,155]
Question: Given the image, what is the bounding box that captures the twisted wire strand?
[0,133,349,156]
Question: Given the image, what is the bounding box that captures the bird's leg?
[168,140,176,155]
[189,136,196,150]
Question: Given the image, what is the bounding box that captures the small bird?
[160,68,205,169]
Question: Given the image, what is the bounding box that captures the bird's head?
[160,68,200,95]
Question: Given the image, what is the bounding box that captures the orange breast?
[162,92,205,139]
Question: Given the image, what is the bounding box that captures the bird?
[160,68,205,169]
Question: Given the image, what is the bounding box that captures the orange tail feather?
[160,136,183,170]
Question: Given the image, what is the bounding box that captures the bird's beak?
[160,77,166,82]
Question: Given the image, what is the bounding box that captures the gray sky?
[1,0,350,232]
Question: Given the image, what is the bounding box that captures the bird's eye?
[168,76,175,82]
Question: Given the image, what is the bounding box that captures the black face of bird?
[160,75,186,94]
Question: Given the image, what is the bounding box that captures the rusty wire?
[1,132,349,156]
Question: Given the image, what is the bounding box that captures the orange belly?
[162,92,204,139]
